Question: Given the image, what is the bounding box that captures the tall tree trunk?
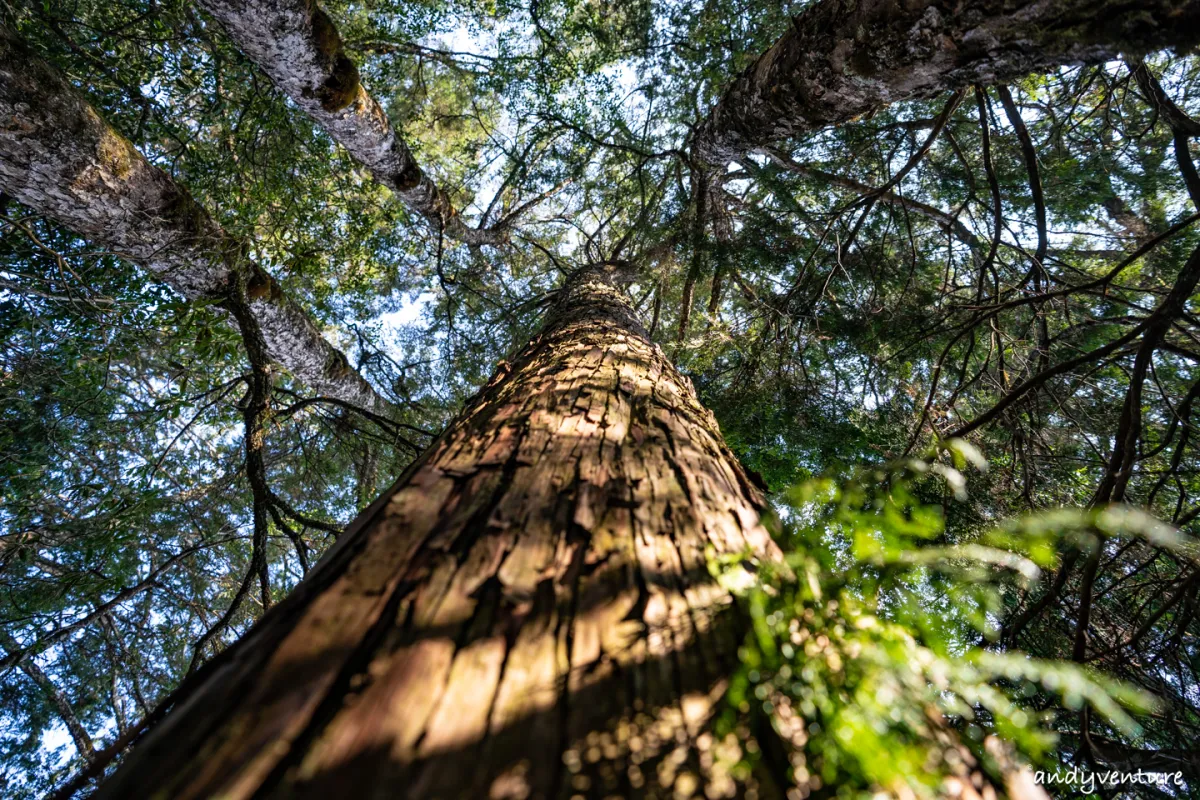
[195,0,506,246]
[93,263,783,799]
[693,0,1200,166]
[0,25,389,413]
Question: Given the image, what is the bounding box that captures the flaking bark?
[0,25,389,413]
[196,0,506,247]
[694,0,1200,166]
[93,263,786,799]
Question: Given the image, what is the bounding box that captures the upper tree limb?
[0,24,391,414]
[195,0,506,247]
[694,0,1200,166]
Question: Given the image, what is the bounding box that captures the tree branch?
[195,0,509,246]
[0,25,392,413]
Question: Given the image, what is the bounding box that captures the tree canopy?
[2,0,1200,796]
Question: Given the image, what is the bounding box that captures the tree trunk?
[0,24,389,413]
[195,0,506,247]
[93,263,783,799]
[693,0,1200,166]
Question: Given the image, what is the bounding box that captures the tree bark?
[0,24,388,413]
[89,263,782,799]
[195,0,506,247]
[693,0,1200,166]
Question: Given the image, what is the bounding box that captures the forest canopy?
[2,0,1200,797]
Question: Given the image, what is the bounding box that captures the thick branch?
[226,289,276,612]
[0,25,390,413]
[1129,58,1200,137]
[675,164,709,350]
[694,0,1200,165]
[195,0,506,247]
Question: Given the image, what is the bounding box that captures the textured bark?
[93,264,784,799]
[0,25,388,413]
[694,0,1200,165]
[196,0,505,247]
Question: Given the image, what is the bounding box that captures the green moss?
[317,55,361,113]
[308,5,342,60]
[95,124,138,181]
[394,161,423,191]
[245,266,281,303]
[310,6,360,112]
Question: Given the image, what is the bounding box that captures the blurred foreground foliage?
[714,442,1196,799]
